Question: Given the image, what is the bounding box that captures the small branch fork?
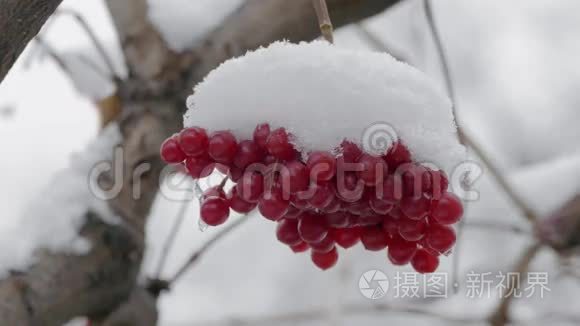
[312,0,334,43]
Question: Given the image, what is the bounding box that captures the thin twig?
[169,215,250,284]
[489,242,543,326]
[55,9,121,82]
[422,0,539,224]
[464,220,531,237]
[33,37,70,74]
[154,199,190,278]
[312,0,334,43]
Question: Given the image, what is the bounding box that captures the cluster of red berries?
[160,123,463,273]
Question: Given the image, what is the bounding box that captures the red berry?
[330,227,361,249]
[290,193,310,210]
[284,160,309,193]
[178,127,208,157]
[266,128,295,161]
[356,214,384,226]
[309,235,335,253]
[432,192,463,225]
[237,171,264,203]
[307,182,335,210]
[184,155,213,178]
[425,224,456,254]
[429,170,449,200]
[401,164,428,197]
[325,211,350,228]
[311,247,338,270]
[360,226,389,251]
[233,140,264,169]
[344,200,373,217]
[321,197,341,214]
[400,195,431,220]
[382,216,398,237]
[276,218,302,246]
[253,123,271,149]
[387,236,417,265]
[398,218,427,241]
[208,131,238,164]
[258,188,290,221]
[290,241,309,253]
[357,154,387,186]
[339,140,362,163]
[160,137,186,163]
[336,172,364,202]
[200,197,230,226]
[411,249,440,273]
[369,195,394,215]
[388,206,406,220]
[227,186,257,213]
[380,175,403,203]
[298,213,328,243]
[307,151,336,183]
[285,205,302,219]
[384,141,411,171]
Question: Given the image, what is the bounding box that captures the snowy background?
[1,0,580,325]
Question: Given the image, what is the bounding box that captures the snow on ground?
[186,41,465,174]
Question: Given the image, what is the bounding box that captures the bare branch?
[154,199,190,278]
[0,0,64,83]
[312,0,334,43]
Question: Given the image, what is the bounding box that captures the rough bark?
[0,0,401,324]
[0,0,63,83]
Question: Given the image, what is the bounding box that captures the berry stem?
[312,0,334,44]
[168,215,250,285]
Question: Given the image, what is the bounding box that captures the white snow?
[0,124,122,276]
[185,41,465,173]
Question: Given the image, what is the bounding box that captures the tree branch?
[0,0,63,83]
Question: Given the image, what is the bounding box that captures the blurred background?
[1,0,580,325]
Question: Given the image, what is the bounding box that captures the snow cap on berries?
[185,41,465,174]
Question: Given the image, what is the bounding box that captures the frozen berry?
[184,155,213,178]
[309,235,335,253]
[276,219,302,246]
[253,123,271,149]
[285,160,310,193]
[311,247,338,270]
[336,172,364,202]
[307,151,336,183]
[200,197,230,226]
[285,205,302,219]
[266,128,295,161]
[307,182,335,210]
[411,249,439,273]
[432,192,463,225]
[208,131,238,164]
[258,188,290,221]
[233,140,264,169]
[339,140,362,163]
[298,213,328,243]
[290,241,309,253]
[227,186,257,213]
[357,154,387,186]
[325,211,350,228]
[360,226,389,251]
[400,195,431,220]
[369,195,394,215]
[237,172,264,203]
[398,218,427,242]
[330,227,361,249]
[384,141,411,171]
[387,236,417,265]
[178,127,208,157]
[160,137,186,163]
[425,224,456,254]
